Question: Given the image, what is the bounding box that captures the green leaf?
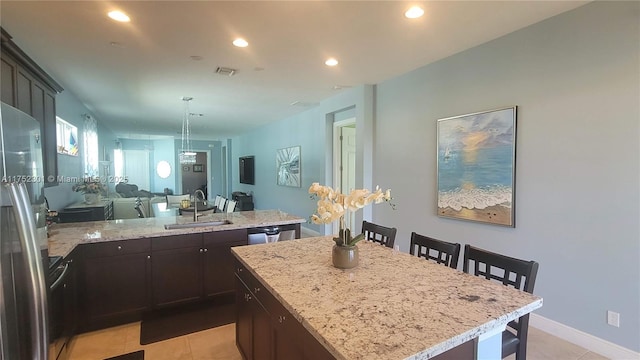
[347,233,365,247]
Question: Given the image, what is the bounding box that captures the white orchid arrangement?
[309,182,393,247]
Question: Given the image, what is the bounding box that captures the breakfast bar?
[232,237,543,360]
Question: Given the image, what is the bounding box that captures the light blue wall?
[151,138,175,193]
[230,85,374,234]
[231,107,323,231]
[231,2,639,352]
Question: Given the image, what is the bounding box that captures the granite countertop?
[48,210,305,258]
[232,237,543,360]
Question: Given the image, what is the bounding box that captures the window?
[56,117,78,156]
[83,115,99,177]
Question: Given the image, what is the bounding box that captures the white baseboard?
[530,313,639,360]
[300,226,320,238]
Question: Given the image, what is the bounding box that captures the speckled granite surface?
[48,210,305,257]
[232,237,543,360]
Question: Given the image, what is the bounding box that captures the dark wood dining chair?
[462,244,539,360]
[409,232,461,269]
[362,220,397,248]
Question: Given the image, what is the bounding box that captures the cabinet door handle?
[254,287,261,293]
[203,248,208,252]
[278,315,286,323]
[245,293,252,302]
[147,255,151,259]
[199,248,204,253]
[117,245,122,250]
[238,268,243,273]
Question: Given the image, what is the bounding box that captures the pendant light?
[179,96,197,164]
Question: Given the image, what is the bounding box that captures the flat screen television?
[239,156,255,185]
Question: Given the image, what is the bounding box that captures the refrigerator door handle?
[7,183,49,360]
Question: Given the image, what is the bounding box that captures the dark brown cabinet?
[151,229,248,309]
[49,250,78,360]
[77,229,248,331]
[234,259,333,360]
[203,230,247,298]
[236,277,272,360]
[78,239,151,331]
[1,28,63,186]
[151,234,203,308]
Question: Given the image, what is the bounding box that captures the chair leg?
[515,344,526,360]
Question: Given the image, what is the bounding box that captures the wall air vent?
[290,101,319,107]
[216,67,237,76]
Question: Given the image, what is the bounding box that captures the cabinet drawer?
[152,233,202,251]
[82,239,151,258]
[234,258,262,299]
[203,228,247,246]
[234,258,295,323]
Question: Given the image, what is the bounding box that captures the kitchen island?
[232,236,543,360]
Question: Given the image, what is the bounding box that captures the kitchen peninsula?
[47,210,305,334]
[48,209,304,257]
[232,237,543,360]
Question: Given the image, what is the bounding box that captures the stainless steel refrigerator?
[0,102,49,360]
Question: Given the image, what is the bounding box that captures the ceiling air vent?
[216,67,236,76]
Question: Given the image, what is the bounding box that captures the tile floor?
[67,322,609,360]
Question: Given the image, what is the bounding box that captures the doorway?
[181,151,210,199]
[333,118,356,233]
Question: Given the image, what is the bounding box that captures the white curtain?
[83,115,98,177]
[122,150,150,190]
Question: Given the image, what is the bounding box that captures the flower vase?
[84,193,101,204]
[332,217,359,269]
[332,244,359,269]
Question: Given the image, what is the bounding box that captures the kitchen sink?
[164,220,232,230]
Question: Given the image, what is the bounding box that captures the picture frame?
[436,106,517,227]
[276,146,301,187]
[193,164,203,172]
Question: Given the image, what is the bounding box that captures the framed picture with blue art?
[276,146,301,187]
[436,106,517,227]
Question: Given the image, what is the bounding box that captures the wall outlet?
[607,310,620,327]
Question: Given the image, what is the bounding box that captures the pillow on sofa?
[115,183,138,197]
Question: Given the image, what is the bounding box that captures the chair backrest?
[462,245,538,292]
[462,244,539,359]
[362,220,397,248]
[226,200,237,213]
[409,232,461,269]
[134,198,147,218]
[166,194,190,208]
[216,198,227,213]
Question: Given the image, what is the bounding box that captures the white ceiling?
[1,1,588,140]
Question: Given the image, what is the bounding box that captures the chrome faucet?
[193,189,206,221]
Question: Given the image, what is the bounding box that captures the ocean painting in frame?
[436,107,517,227]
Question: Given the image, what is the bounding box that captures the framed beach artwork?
[276,146,301,187]
[436,106,517,227]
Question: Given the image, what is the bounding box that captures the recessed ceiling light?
[404,6,424,19]
[108,10,130,22]
[325,58,339,67]
[233,38,249,48]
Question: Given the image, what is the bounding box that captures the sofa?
[114,182,154,198]
[111,183,173,219]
